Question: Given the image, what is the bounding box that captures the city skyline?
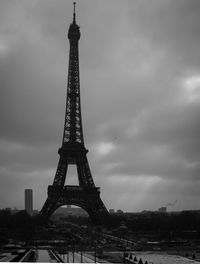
[0,0,200,212]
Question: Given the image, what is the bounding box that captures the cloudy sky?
[1,0,200,213]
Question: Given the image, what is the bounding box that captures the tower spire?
[73,2,76,24]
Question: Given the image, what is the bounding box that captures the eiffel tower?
[39,3,109,225]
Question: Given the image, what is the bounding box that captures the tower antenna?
[73,2,76,24]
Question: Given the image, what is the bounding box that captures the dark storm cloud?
[0,0,200,211]
[128,0,200,66]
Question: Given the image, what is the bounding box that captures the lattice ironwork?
[40,4,109,225]
[63,20,83,145]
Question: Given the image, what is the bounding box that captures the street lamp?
[80,246,83,263]
[94,241,97,263]
[73,244,75,263]
[67,247,69,263]
[72,238,75,263]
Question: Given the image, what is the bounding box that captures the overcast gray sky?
[0,0,200,212]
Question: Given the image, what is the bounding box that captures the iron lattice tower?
[40,3,109,225]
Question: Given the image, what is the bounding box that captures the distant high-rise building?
[158,207,167,213]
[25,189,33,215]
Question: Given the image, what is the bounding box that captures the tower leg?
[39,197,59,220]
[39,185,109,225]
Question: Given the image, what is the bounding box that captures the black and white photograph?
[0,0,200,263]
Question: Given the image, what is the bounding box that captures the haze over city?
[0,0,200,213]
